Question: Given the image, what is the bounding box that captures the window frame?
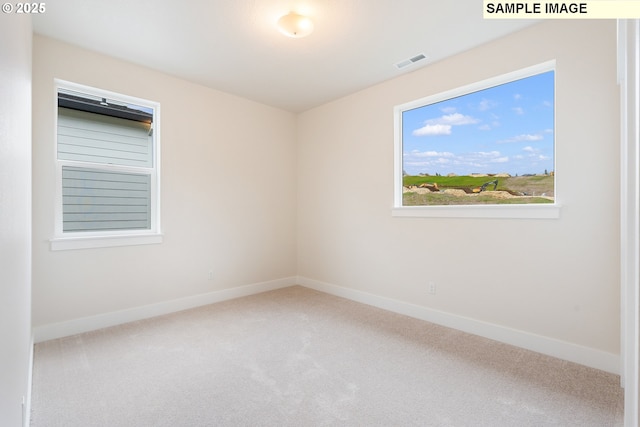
[51,80,163,250]
[393,60,560,219]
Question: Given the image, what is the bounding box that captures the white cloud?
[441,106,457,114]
[408,150,455,158]
[478,99,496,111]
[455,151,509,167]
[514,93,522,100]
[476,151,501,158]
[478,124,491,131]
[491,157,509,163]
[512,107,524,115]
[404,148,517,175]
[500,133,544,143]
[435,157,452,164]
[522,134,543,140]
[403,150,457,173]
[430,113,479,126]
[522,147,549,160]
[412,124,452,136]
[413,113,480,136]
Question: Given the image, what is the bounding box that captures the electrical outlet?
[428,281,436,295]
[208,270,214,280]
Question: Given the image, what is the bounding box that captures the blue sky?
[402,71,554,176]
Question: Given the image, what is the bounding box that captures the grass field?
[402,174,554,205]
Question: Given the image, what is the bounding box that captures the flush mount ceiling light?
[277,12,314,38]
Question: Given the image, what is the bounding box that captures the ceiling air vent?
[394,53,428,70]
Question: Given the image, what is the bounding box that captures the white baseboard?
[33,277,296,343]
[297,276,620,375]
[32,275,620,375]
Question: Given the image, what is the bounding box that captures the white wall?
[32,36,297,329]
[0,14,32,427]
[297,20,620,358]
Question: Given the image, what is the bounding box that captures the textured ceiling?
[33,1,539,112]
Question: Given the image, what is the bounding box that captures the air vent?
[394,53,428,70]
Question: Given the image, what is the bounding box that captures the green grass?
[403,175,498,188]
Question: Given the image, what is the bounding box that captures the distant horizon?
[404,170,553,177]
[402,70,554,177]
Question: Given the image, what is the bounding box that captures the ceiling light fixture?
[277,12,314,38]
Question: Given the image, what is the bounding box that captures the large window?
[393,61,559,218]
[51,81,162,250]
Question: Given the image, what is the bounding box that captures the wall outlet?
[428,281,436,295]
[208,270,214,280]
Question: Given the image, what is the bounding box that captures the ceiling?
[32,1,539,113]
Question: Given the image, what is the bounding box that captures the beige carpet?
[30,286,624,426]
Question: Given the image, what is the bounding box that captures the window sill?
[50,233,163,251]
[392,204,561,219]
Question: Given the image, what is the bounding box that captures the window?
[393,61,560,219]
[51,81,162,250]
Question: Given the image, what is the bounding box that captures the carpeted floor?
[30,285,624,426]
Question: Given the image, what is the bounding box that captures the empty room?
[2,1,639,426]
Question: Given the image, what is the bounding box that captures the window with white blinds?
[53,81,161,249]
